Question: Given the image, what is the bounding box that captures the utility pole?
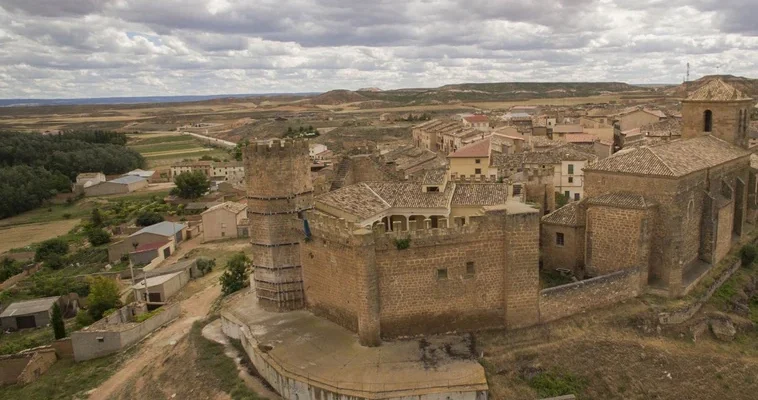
[130,241,139,302]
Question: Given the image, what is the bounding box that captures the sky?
[0,0,756,98]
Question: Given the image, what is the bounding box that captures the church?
[541,79,756,297]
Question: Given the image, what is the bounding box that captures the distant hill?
[354,81,648,105]
[308,90,370,105]
[665,75,758,99]
[0,93,318,107]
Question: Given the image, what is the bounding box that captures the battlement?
[244,138,309,157]
[375,215,486,242]
[449,175,501,183]
[304,211,364,240]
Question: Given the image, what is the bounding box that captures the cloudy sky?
[0,0,756,98]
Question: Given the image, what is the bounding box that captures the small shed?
[0,296,60,331]
[128,240,173,266]
[131,271,189,303]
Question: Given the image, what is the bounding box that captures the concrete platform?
[221,292,488,400]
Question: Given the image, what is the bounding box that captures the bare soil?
[0,219,80,253]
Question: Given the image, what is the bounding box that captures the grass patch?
[526,369,587,398]
[0,202,94,228]
[135,307,163,323]
[131,141,206,154]
[191,319,265,400]
[129,135,194,146]
[0,347,131,399]
[540,269,576,289]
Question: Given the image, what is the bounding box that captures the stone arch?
[704,109,713,132]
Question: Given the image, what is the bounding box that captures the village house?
[201,201,248,242]
[123,169,157,183]
[447,138,498,181]
[83,175,148,197]
[73,172,105,192]
[461,114,491,131]
[128,240,174,266]
[132,270,190,304]
[0,296,66,330]
[541,79,756,297]
[108,221,187,262]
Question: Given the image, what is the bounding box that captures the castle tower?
[681,79,754,148]
[244,139,313,311]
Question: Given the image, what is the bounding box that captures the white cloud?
[0,0,755,98]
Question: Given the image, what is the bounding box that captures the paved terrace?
[224,293,488,399]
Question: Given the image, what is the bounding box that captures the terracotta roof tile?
[542,202,579,226]
[422,169,447,185]
[587,135,749,177]
[686,79,753,102]
[587,192,656,209]
[448,138,490,158]
[451,184,509,206]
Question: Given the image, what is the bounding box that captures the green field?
[129,140,202,153]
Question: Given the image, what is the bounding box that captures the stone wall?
[541,223,585,274]
[0,349,57,386]
[682,100,753,149]
[715,202,735,263]
[539,268,640,323]
[301,206,541,342]
[585,205,648,276]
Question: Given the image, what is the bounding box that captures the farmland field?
[0,219,80,253]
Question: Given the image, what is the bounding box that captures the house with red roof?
[461,114,491,131]
[447,138,498,180]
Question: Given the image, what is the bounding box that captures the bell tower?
[681,79,754,149]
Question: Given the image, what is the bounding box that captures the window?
[221,223,227,229]
[564,191,570,198]
[475,159,481,164]
[556,232,565,246]
[427,186,439,192]
[466,262,475,277]
[221,232,226,237]
[704,110,713,132]
[574,193,580,201]
[475,168,482,174]
[567,164,574,175]
[437,268,448,280]
[97,337,105,343]
[513,184,522,195]
[568,177,574,183]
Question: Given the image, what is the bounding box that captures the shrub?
[87,228,112,246]
[91,208,103,227]
[136,211,164,227]
[35,238,69,262]
[75,311,94,327]
[220,253,251,295]
[62,213,72,219]
[135,307,163,323]
[51,303,66,339]
[43,253,65,270]
[740,244,757,267]
[87,276,122,321]
[0,258,23,282]
[527,370,587,398]
[197,258,216,275]
[394,238,411,250]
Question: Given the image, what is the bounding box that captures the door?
[16,315,36,329]
[148,292,162,303]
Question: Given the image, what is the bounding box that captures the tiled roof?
[643,108,667,119]
[565,134,598,143]
[464,114,489,123]
[367,181,453,209]
[587,192,656,209]
[553,124,583,134]
[542,202,579,226]
[640,118,682,138]
[686,79,752,102]
[449,138,490,158]
[451,184,509,206]
[203,201,247,214]
[422,169,447,185]
[587,135,749,177]
[316,183,390,219]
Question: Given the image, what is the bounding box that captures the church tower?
[244,139,313,311]
[681,79,754,149]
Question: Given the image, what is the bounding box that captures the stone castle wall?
[300,208,541,344]
[245,139,313,311]
[585,205,650,277]
[539,268,640,323]
[541,223,584,274]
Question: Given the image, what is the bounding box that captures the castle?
[244,138,543,346]
[541,79,757,297]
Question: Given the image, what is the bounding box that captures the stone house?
[83,175,148,197]
[615,107,666,132]
[73,172,105,192]
[462,114,490,131]
[0,348,58,386]
[201,201,248,242]
[447,138,498,180]
[541,80,755,297]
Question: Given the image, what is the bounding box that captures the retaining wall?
[539,268,640,323]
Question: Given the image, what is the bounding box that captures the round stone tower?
[681,79,754,149]
[244,139,313,311]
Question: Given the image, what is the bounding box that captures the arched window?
[704,110,713,132]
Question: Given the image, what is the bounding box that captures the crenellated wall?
[300,205,541,345]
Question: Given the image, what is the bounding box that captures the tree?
[51,302,66,339]
[87,276,122,320]
[555,192,569,209]
[87,228,111,246]
[91,208,103,227]
[219,253,251,295]
[136,211,164,227]
[196,257,216,275]
[174,170,210,199]
[35,238,69,262]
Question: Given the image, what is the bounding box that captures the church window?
[556,232,565,246]
[704,110,713,132]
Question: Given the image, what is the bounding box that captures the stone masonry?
[245,139,313,311]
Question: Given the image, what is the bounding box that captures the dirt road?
[87,281,221,400]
